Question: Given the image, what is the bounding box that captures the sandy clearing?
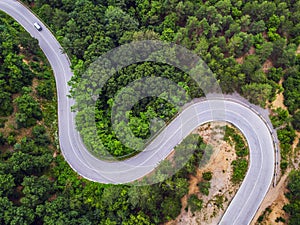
[165,122,247,225]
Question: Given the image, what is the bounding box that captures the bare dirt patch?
[272,92,287,111]
[292,131,300,169]
[236,56,244,64]
[270,79,287,111]
[235,46,255,64]
[262,59,273,73]
[0,93,32,142]
[22,58,30,65]
[1,93,34,143]
[48,193,57,202]
[253,72,299,224]
[252,132,300,224]
[165,122,247,225]
[249,46,255,55]
[258,74,297,225]
[251,171,290,225]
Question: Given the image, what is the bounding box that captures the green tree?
[267,67,283,83]
[18,31,39,55]
[8,151,52,180]
[32,125,50,146]
[231,158,248,183]
[270,107,290,128]
[270,38,286,65]
[0,174,15,196]
[249,20,266,34]
[14,92,42,128]
[123,212,152,225]
[36,196,92,225]
[105,6,138,43]
[0,91,13,116]
[161,196,181,221]
[228,32,253,57]
[241,55,262,83]
[21,175,54,208]
[188,194,203,213]
[198,181,211,196]
[256,42,273,63]
[283,170,300,225]
[202,171,213,181]
[0,197,13,224]
[242,83,272,107]
[292,111,300,131]
[4,206,35,225]
[36,79,54,100]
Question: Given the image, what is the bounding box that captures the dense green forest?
[0,0,300,224]
[21,0,300,158]
[0,13,207,223]
[284,170,300,225]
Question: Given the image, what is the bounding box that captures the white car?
[34,22,42,31]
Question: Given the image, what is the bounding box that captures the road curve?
[0,1,277,224]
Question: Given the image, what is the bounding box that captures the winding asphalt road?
[0,1,278,224]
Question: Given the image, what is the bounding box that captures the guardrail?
[143,93,280,187]
[15,0,280,178]
[220,95,280,187]
[103,93,280,180]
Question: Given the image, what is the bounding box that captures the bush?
[14,93,42,128]
[224,126,249,157]
[161,196,181,221]
[188,194,203,213]
[231,158,248,183]
[283,170,300,225]
[275,217,285,223]
[214,195,224,209]
[7,135,16,146]
[36,79,54,100]
[0,91,13,117]
[280,160,288,170]
[198,181,210,196]
[202,171,213,181]
[32,125,50,146]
